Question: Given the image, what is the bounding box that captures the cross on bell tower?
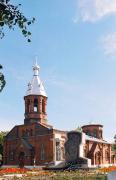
[24,61,47,125]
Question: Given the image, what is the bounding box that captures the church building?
[3,63,116,168]
[3,63,66,167]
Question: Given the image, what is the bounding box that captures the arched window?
[34,99,38,112]
[9,151,14,161]
[27,99,30,113]
[40,144,45,160]
[86,131,91,136]
[95,151,101,165]
[42,99,45,113]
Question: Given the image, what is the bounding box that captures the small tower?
[82,124,103,139]
[24,62,47,125]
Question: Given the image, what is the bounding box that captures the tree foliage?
[0,1,35,92]
[0,0,35,42]
[75,126,82,132]
[0,64,6,92]
[0,131,8,145]
[112,134,116,153]
[0,131,8,158]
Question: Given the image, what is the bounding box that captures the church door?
[18,152,25,168]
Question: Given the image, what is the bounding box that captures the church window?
[93,129,97,138]
[86,131,91,136]
[42,99,45,113]
[40,144,45,160]
[9,151,14,161]
[34,99,38,112]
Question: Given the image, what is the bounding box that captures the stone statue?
[65,131,82,163]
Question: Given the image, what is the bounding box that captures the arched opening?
[86,130,91,136]
[9,151,14,161]
[18,152,25,168]
[95,151,101,165]
[42,99,45,113]
[34,99,38,112]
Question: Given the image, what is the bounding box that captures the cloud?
[73,0,116,23]
[100,32,116,58]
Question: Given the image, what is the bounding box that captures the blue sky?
[0,0,116,141]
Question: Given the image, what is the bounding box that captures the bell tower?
[24,62,47,125]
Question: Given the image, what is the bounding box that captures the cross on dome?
[33,56,40,76]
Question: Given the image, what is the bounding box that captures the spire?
[26,59,47,97]
[33,56,40,76]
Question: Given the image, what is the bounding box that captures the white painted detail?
[55,133,62,139]
[79,132,85,157]
[26,62,47,97]
[78,132,92,167]
[54,161,64,166]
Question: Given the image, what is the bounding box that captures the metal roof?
[26,62,47,97]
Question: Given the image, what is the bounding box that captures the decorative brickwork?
[24,95,47,125]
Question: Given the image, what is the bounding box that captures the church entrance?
[18,152,25,168]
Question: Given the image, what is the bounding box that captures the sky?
[0,0,116,141]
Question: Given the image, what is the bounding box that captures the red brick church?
[3,63,116,168]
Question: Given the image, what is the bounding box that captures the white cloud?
[73,0,116,23]
[100,32,116,58]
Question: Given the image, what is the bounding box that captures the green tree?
[112,134,116,160]
[0,1,35,92]
[0,65,5,92]
[75,126,82,132]
[0,131,8,162]
[0,0,35,42]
